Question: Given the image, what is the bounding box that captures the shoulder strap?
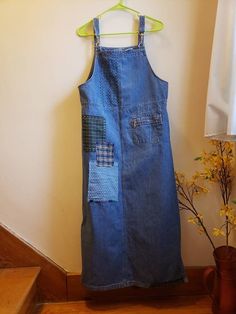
[138,15,145,47]
[93,18,100,47]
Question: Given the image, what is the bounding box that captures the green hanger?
[76,0,164,37]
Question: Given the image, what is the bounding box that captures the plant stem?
[190,204,216,250]
[178,190,216,250]
[226,216,229,246]
[219,141,230,247]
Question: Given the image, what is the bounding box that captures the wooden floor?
[35,295,212,314]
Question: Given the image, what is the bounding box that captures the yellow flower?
[188,217,197,225]
[219,204,234,217]
[213,228,225,237]
[232,218,236,225]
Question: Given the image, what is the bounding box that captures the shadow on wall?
[171,0,218,155]
[47,89,83,272]
[184,0,218,142]
[170,0,219,265]
[46,34,100,272]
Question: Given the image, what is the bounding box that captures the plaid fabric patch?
[96,142,114,167]
[82,115,106,152]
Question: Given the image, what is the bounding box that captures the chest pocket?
[129,112,163,144]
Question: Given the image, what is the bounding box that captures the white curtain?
[204,0,236,141]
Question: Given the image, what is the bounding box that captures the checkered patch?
[96,142,114,167]
[82,115,106,152]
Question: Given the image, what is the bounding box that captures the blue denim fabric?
[88,161,118,201]
[78,15,186,290]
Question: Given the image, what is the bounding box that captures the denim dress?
[78,15,186,290]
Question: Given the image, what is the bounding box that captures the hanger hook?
[119,0,124,4]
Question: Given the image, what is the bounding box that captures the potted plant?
[175,140,236,314]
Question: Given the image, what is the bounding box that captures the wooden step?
[35,295,212,314]
[0,267,40,314]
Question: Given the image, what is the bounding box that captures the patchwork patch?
[88,161,118,202]
[96,142,114,167]
[82,115,106,152]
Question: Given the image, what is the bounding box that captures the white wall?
[0,0,227,272]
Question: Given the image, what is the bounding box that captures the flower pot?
[204,246,236,314]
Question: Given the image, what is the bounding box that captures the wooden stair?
[0,267,40,314]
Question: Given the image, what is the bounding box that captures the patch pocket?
[88,161,118,202]
[129,112,163,144]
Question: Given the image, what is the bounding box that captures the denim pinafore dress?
[78,15,186,290]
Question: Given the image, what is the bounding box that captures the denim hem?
[82,276,188,291]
